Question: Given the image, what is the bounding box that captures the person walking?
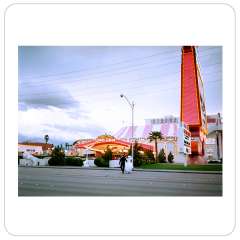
[119,154,127,173]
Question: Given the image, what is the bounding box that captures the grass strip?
[135,164,222,171]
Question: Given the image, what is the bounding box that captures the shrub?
[144,160,150,165]
[73,158,84,166]
[141,155,151,165]
[143,148,155,162]
[48,144,65,166]
[134,158,143,167]
[65,157,84,166]
[102,160,109,167]
[94,157,109,167]
[168,151,174,163]
[65,157,74,165]
[208,160,220,164]
[94,157,102,166]
[158,148,167,163]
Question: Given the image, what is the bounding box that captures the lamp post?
[120,93,134,168]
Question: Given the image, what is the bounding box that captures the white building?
[206,113,223,160]
[18,144,43,155]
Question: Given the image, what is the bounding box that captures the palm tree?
[148,131,164,163]
[44,135,49,150]
[65,142,68,151]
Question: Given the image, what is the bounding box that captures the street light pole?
[120,93,134,168]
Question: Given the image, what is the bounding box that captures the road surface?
[18,166,222,196]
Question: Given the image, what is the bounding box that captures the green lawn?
[134,164,222,171]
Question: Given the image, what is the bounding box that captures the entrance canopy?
[75,137,154,155]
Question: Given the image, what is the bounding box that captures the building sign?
[96,138,116,142]
[178,122,191,154]
[206,138,215,145]
[206,145,214,153]
[151,117,178,125]
[183,122,190,131]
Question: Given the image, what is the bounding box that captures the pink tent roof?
[114,124,178,139]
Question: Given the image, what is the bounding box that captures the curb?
[18,165,222,174]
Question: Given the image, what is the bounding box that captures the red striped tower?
[181,46,208,165]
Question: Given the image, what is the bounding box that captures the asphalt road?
[18,166,222,196]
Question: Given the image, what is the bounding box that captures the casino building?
[72,113,222,162]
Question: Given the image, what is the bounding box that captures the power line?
[18,65,181,89]
[18,73,178,97]
[18,46,220,81]
[19,48,181,80]
[139,95,222,108]
[19,79,222,105]
[20,78,181,102]
[18,66,222,98]
[18,51,222,88]
[19,58,181,86]
[20,79,222,103]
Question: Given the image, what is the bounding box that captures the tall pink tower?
[180,46,208,165]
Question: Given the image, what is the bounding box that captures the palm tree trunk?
[155,140,158,163]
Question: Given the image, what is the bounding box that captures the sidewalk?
[18,165,222,174]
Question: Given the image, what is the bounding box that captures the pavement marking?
[18,171,221,182]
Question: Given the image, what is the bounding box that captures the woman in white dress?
[124,155,133,173]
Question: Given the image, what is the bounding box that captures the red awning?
[75,138,153,151]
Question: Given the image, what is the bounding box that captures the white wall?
[157,142,164,154]
[19,157,50,166]
[167,142,175,155]
[206,131,218,159]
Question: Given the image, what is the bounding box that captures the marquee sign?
[150,117,178,125]
[180,46,208,134]
[180,46,208,162]
[96,138,116,142]
[178,122,191,154]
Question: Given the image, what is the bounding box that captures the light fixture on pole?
[120,93,134,168]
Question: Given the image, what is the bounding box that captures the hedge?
[94,157,109,167]
[65,157,84,166]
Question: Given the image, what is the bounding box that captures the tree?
[65,142,68,151]
[148,131,164,163]
[128,141,144,167]
[158,148,167,163]
[48,144,65,166]
[168,151,174,163]
[72,140,78,146]
[143,148,155,162]
[102,145,113,162]
[44,135,49,150]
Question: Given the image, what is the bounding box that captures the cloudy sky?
[18,46,222,147]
